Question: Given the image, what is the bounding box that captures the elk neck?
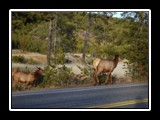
[113,57,119,67]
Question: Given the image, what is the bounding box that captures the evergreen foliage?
[12,11,149,82]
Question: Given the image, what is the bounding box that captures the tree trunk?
[47,19,53,65]
[54,14,57,55]
[82,13,90,62]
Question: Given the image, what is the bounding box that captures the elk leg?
[93,70,98,86]
[27,81,31,86]
[105,74,109,85]
[105,73,111,85]
[109,73,112,84]
[95,70,101,86]
[93,71,97,86]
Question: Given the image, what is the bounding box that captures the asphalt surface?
[11,83,149,109]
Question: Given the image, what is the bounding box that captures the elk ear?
[36,66,41,70]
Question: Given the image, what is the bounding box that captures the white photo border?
[9,9,151,111]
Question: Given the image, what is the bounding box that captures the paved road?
[11,83,149,109]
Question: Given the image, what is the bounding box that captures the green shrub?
[41,65,75,87]
[77,64,92,77]
[12,55,25,63]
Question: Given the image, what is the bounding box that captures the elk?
[93,55,119,85]
[12,67,44,85]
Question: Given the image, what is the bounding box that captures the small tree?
[82,12,90,62]
[47,18,53,65]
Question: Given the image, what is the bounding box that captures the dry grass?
[12,50,47,64]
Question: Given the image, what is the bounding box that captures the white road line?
[12,83,148,97]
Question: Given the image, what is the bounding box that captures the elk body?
[12,67,44,85]
[93,55,119,85]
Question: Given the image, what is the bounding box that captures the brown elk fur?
[93,55,119,85]
[12,67,44,85]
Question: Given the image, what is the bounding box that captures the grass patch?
[27,58,38,64]
[12,55,38,64]
[12,55,25,63]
